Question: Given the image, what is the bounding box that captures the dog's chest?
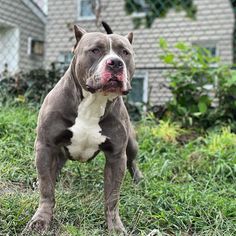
[67,93,111,162]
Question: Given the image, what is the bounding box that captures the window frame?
[77,0,96,21]
[27,37,44,57]
[128,70,148,104]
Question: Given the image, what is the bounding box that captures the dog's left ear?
[73,25,87,52]
[126,32,133,44]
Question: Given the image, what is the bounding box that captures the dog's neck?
[80,90,117,118]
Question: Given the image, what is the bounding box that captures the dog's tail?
[102,21,113,34]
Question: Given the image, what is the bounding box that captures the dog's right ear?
[73,25,87,52]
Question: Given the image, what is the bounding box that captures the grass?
[1,105,236,235]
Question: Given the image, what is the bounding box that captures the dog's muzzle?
[86,57,131,95]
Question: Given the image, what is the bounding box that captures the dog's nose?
[106,58,123,70]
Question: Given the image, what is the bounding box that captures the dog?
[25,23,143,234]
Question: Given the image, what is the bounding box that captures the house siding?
[46,0,234,105]
[0,0,45,72]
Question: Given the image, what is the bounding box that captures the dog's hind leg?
[126,128,143,184]
[25,142,66,234]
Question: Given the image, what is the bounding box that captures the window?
[193,41,218,58]
[128,71,148,104]
[28,37,44,56]
[77,0,95,20]
[193,42,218,104]
[57,52,73,71]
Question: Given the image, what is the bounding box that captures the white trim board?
[21,0,47,24]
[133,70,148,103]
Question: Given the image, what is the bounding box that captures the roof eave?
[21,0,47,24]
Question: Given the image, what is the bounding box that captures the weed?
[151,120,184,143]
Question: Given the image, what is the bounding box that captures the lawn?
[1,105,236,235]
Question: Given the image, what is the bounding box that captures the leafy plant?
[215,69,236,129]
[159,38,234,129]
[0,64,62,105]
[24,65,61,103]
[0,74,28,105]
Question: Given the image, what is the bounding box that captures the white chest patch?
[67,91,116,162]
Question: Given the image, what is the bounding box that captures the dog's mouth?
[103,77,123,89]
[86,75,131,95]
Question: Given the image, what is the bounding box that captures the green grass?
[1,105,236,235]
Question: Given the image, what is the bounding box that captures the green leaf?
[159,38,168,50]
[198,101,207,113]
[199,95,211,106]
[175,42,188,51]
[163,53,174,64]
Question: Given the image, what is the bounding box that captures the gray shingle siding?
[0,0,45,72]
[46,0,234,105]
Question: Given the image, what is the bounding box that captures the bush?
[159,38,236,130]
[216,69,236,128]
[0,63,62,105]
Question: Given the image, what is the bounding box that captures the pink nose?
[106,58,123,70]
[106,59,114,66]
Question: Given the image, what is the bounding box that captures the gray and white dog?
[26,23,143,234]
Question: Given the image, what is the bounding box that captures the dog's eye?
[122,49,129,56]
[91,48,100,54]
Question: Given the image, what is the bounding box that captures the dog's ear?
[73,25,87,52]
[126,32,133,44]
[74,25,86,41]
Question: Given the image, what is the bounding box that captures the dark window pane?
[205,46,216,57]
[128,77,144,103]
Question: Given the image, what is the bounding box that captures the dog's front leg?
[25,143,61,233]
[104,152,127,235]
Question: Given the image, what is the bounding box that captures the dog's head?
[72,25,135,95]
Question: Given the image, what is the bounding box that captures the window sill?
[77,16,96,21]
[131,12,147,18]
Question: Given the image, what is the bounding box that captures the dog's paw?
[133,170,144,184]
[108,225,127,236]
[23,211,52,235]
[107,216,127,235]
[28,218,49,232]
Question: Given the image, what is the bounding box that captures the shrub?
[0,63,62,105]
[216,69,236,129]
[24,65,61,103]
[159,38,236,130]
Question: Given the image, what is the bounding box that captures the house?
[0,0,46,75]
[45,0,234,105]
